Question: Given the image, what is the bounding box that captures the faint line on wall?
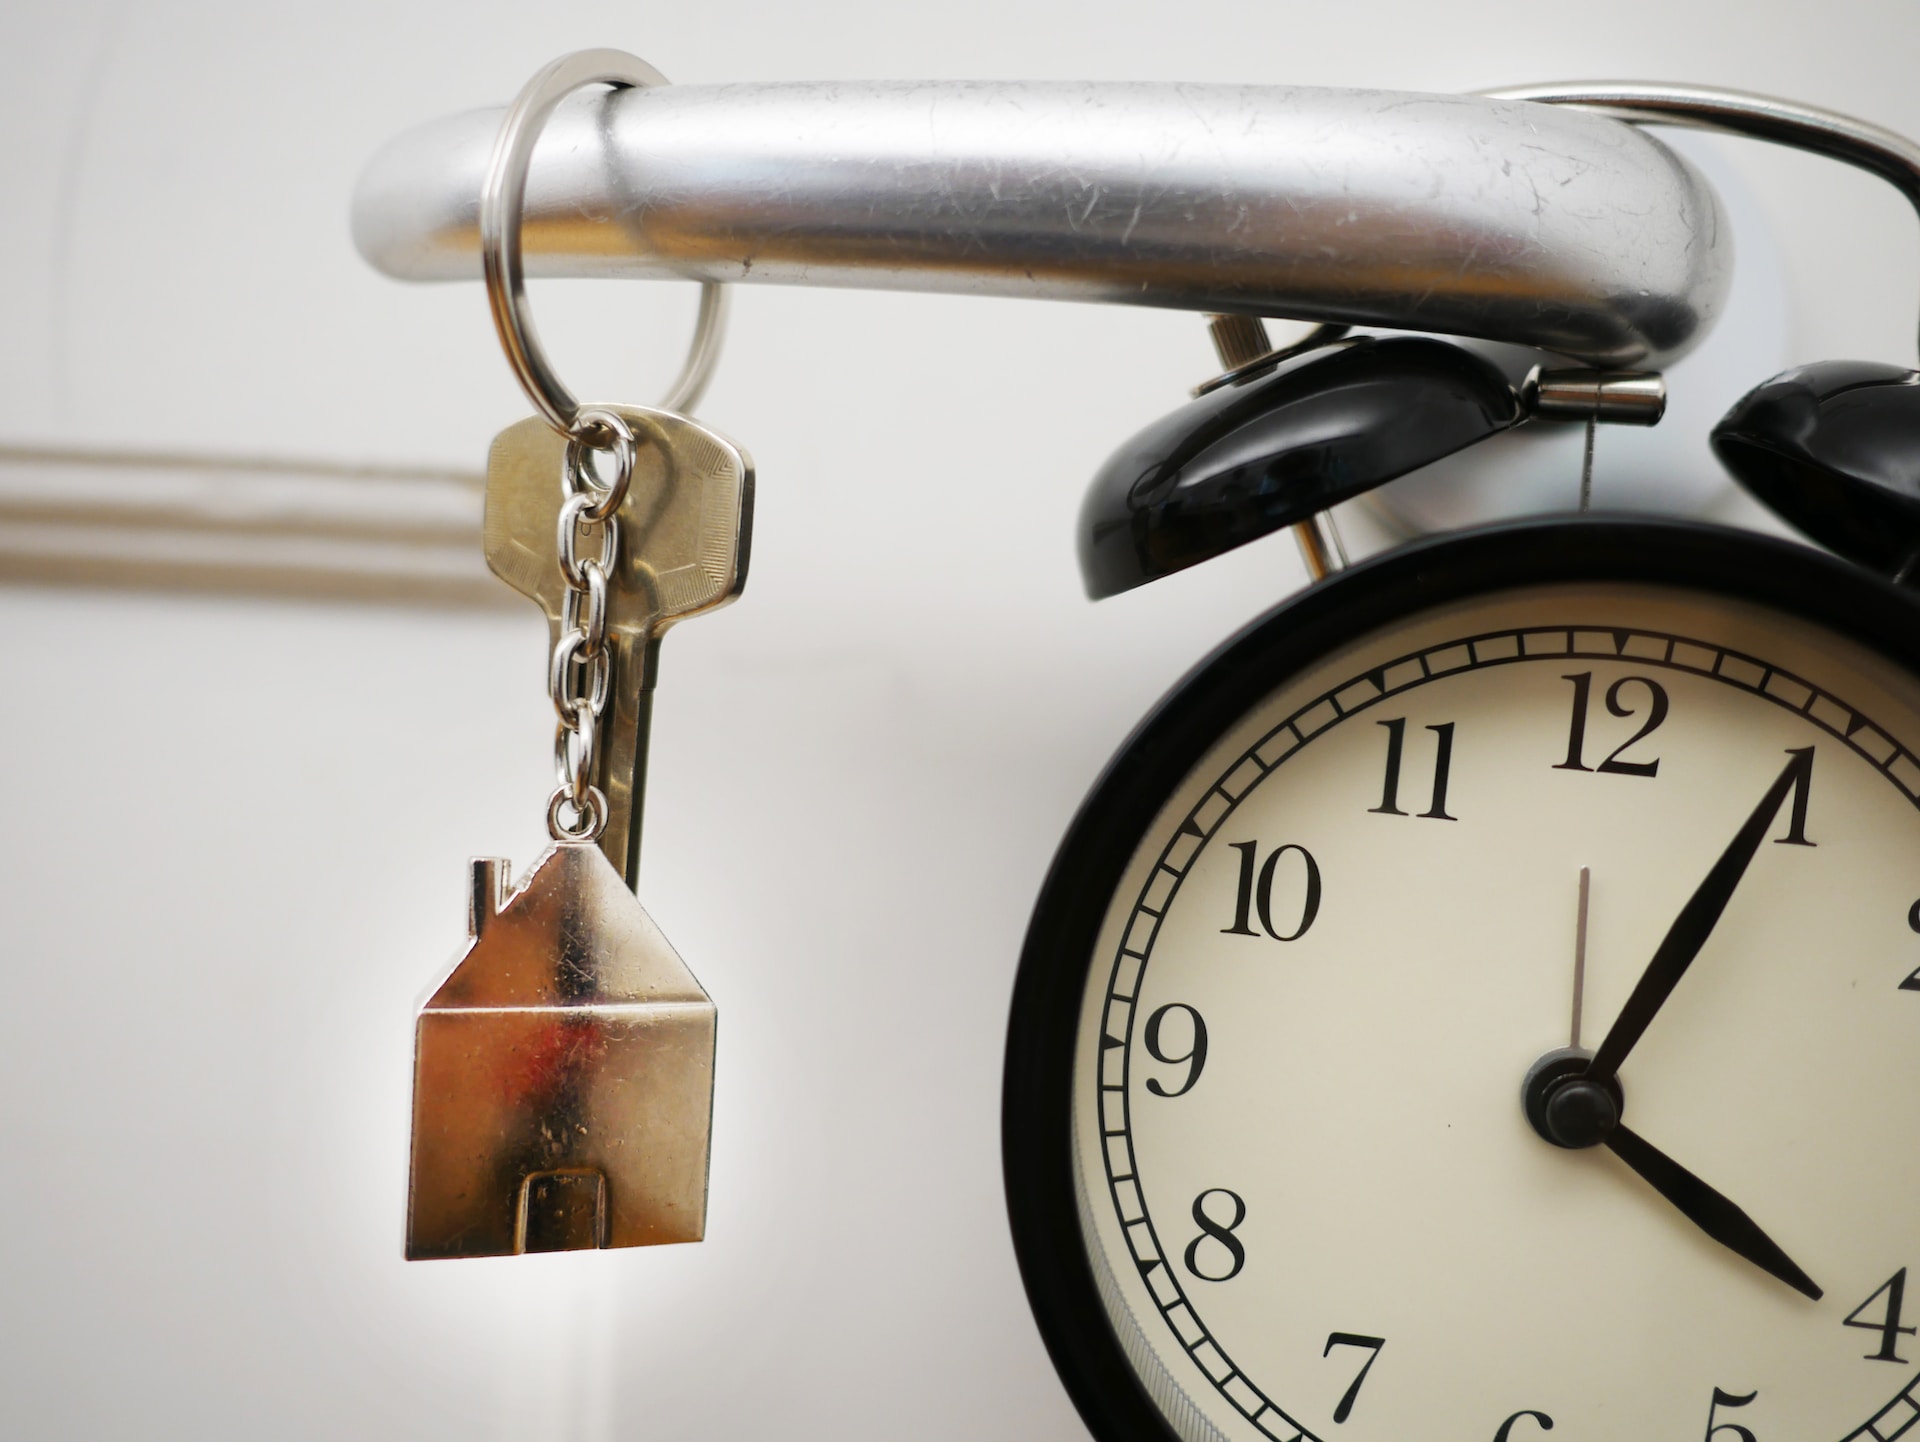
[0,443,508,608]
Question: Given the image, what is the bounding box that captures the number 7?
[1323,1332,1386,1424]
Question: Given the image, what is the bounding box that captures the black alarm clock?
[1003,84,1920,1442]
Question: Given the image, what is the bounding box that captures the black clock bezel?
[1002,516,1920,1442]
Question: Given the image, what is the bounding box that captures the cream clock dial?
[1006,521,1920,1442]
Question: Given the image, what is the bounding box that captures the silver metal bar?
[1485,82,1920,360]
[352,81,1731,367]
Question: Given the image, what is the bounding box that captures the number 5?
[1705,1387,1758,1442]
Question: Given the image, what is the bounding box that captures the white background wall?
[0,3,1914,1438]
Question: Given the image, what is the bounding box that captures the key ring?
[480,48,729,433]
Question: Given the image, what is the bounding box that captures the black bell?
[1712,360,1920,581]
[1078,337,1524,598]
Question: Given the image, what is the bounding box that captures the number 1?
[1775,747,1815,846]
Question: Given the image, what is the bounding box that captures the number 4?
[1845,1268,1917,1362]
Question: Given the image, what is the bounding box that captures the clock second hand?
[1570,865,1591,1050]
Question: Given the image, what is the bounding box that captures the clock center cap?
[1544,1078,1619,1147]
[1521,1047,1625,1150]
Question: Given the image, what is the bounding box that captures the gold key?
[483,404,753,887]
[406,406,750,1261]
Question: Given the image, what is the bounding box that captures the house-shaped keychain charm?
[406,842,716,1259]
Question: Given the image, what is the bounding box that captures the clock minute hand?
[1605,1124,1822,1300]
[1584,749,1812,1089]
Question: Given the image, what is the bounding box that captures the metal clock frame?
[1002,516,1920,1442]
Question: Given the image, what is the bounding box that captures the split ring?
[563,406,637,522]
[480,48,729,431]
[548,784,608,842]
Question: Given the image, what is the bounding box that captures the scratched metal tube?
[353,81,1730,367]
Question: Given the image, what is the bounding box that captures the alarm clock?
[1002,85,1920,1442]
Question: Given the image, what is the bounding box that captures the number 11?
[1370,718,1457,821]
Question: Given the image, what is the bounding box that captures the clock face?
[1008,524,1920,1442]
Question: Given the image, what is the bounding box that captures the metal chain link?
[545,406,635,840]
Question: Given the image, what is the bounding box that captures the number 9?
[1144,1003,1209,1097]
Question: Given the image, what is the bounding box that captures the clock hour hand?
[1585,749,1813,1088]
[1604,1123,1822,1300]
